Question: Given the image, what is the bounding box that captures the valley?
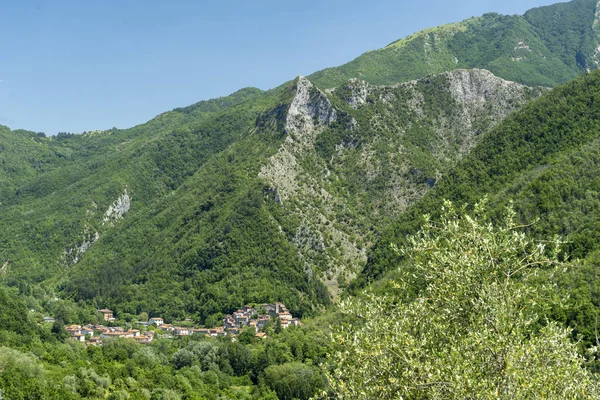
[2,0,600,398]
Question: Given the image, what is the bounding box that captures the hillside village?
[59,302,300,346]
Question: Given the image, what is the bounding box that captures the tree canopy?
[322,200,600,399]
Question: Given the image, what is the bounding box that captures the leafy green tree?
[263,362,323,400]
[172,349,195,370]
[187,341,219,371]
[238,327,256,345]
[321,200,600,399]
[51,320,68,341]
[274,318,282,334]
[0,287,36,336]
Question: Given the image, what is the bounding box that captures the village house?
[227,327,240,335]
[100,331,124,339]
[59,317,156,346]
[224,315,236,330]
[81,326,95,336]
[134,335,152,344]
[126,329,142,338]
[88,336,102,346]
[257,315,270,329]
[278,311,292,322]
[98,309,115,321]
[210,328,227,337]
[59,303,299,346]
[173,327,191,336]
[65,325,82,336]
[222,302,301,334]
[70,334,85,343]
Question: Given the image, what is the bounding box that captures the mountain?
[310,0,600,88]
[1,0,598,325]
[363,67,600,353]
[366,67,600,276]
[4,0,600,398]
[0,69,543,323]
[258,70,543,296]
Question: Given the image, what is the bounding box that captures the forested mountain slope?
[0,69,542,323]
[2,0,597,326]
[0,87,270,283]
[364,68,600,352]
[367,69,600,276]
[310,0,600,88]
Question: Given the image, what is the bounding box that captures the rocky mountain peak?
[335,78,372,109]
[285,76,337,136]
[442,69,538,105]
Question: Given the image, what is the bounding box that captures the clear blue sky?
[0,0,559,135]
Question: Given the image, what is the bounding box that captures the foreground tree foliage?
[322,200,600,399]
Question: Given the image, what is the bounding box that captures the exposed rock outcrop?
[259,69,545,297]
[64,228,99,265]
[103,190,131,225]
[285,76,337,139]
[592,1,600,68]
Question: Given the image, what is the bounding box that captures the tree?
[172,349,195,370]
[0,287,36,336]
[320,200,600,399]
[238,327,256,345]
[274,318,282,334]
[139,312,149,322]
[51,320,68,341]
[263,362,323,400]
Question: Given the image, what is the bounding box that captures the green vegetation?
[323,201,600,398]
[0,67,537,325]
[367,67,600,274]
[3,0,600,397]
[0,82,332,324]
[310,0,599,88]
[364,67,600,371]
[0,292,329,399]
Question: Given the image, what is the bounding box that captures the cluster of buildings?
[223,302,301,334]
[156,324,228,338]
[58,302,300,346]
[65,324,154,346]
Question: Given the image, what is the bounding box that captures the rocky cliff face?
[260,69,545,296]
[285,76,338,137]
[592,1,600,68]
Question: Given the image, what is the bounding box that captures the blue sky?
[0,0,559,135]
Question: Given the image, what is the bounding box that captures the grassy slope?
[309,0,598,89]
